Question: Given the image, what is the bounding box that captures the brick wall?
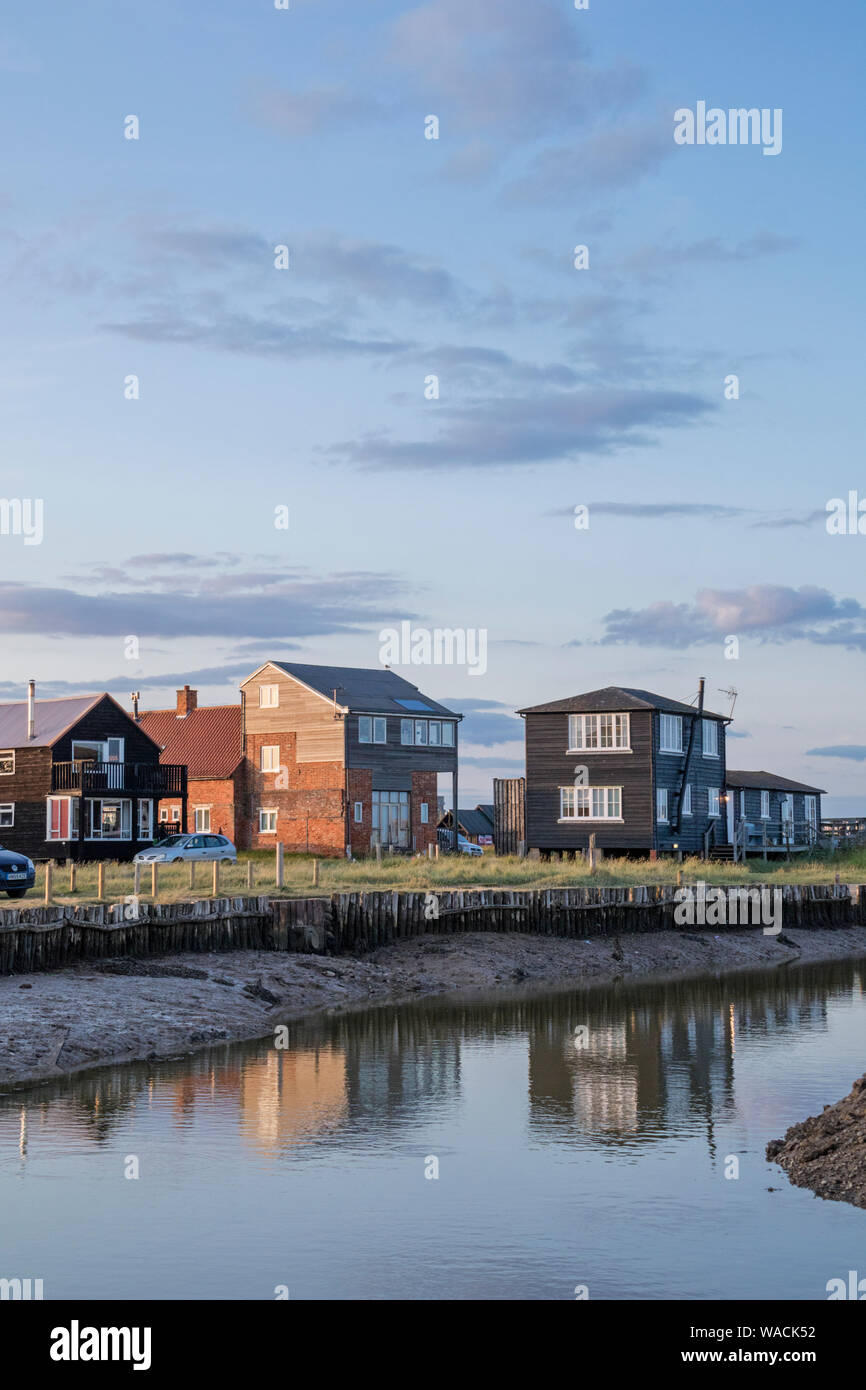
[241,731,346,854]
[155,772,240,841]
[411,770,438,852]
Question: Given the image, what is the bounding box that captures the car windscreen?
[152,836,189,847]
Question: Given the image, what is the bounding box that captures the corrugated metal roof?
[264,662,460,717]
[518,686,726,720]
[137,705,243,780]
[0,693,104,748]
[726,770,826,795]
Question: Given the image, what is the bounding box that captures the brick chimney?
[176,685,197,718]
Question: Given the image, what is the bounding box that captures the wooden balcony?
[51,761,187,796]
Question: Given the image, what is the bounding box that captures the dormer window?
[567,713,630,752]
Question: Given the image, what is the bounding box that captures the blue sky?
[1,0,865,807]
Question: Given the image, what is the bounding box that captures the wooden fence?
[1,884,863,976]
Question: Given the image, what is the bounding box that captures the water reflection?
[4,959,863,1163]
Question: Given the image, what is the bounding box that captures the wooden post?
[676,868,684,888]
[247,860,254,890]
[212,859,219,896]
[97,862,105,900]
[151,862,159,900]
[276,842,284,888]
[376,844,382,864]
[68,861,76,893]
[312,859,319,887]
[427,843,435,860]
[133,861,141,896]
[588,833,597,872]
[44,860,53,905]
[189,861,195,890]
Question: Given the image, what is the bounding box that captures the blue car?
[0,845,36,898]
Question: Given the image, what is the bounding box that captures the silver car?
[134,834,238,865]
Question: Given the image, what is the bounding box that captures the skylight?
[395,699,435,712]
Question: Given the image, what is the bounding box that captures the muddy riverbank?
[2,925,866,1091]
[767,1073,866,1209]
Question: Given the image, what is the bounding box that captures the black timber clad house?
[517,686,730,857]
[726,770,824,855]
[0,688,187,861]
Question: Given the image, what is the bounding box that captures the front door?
[781,795,794,845]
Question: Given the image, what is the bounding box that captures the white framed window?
[138,799,154,840]
[441,722,455,747]
[414,719,427,746]
[261,745,280,772]
[568,713,630,752]
[86,798,132,840]
[194,806,211,832]
[260,809,277,833]
[805,795,817,827]
[359,716,387,744]
[559,785,622,820]
[0,750,14,776]
[682,784,693,817]
[760,790,770,819]
[172,806,180,821]
[708,788,721,818]
[659,714,683,753]
[159,807,169,822]
[401,718,414,745]
[739,790,745,816]
[0,803,14,827]
[259,685,279,708]
[702,719,719,757]
[420,802,429,824]
[657,788,669,823]
[353,801,363,823]
[428,721,441,746]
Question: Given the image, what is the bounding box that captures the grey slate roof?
[0,694,104,748]
[269,662,460,718]
[518,686,726,720]
[726,770,826,795]
[438,807,495,836]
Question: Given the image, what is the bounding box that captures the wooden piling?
[247,860,255,890]
[133,862,141,896]
[276,842,284,888]
[68,862,76,893]
[212,860,219,896]
[44,860,53,905]
[151,863,159,900]
[189,861,195,890]
[96,862,105,900]
[312,859,319,887]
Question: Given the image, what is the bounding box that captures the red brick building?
[239,662,461,856]
[138,687,244,841]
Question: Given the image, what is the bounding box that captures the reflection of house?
[239,1048,347,1150]
[726,771,824,856]
[0,685,186,861]
[138,687,244,839]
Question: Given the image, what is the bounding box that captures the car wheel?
[221,857,234,865]
[170,858,183,864]
[6,888,27,898]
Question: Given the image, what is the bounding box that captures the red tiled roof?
[137,705,242,780]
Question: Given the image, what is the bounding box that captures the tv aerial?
[718,686,738,719]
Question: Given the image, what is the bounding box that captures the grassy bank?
[4,847,866,909]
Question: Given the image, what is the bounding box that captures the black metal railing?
[51,761,186,795]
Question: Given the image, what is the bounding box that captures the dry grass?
[11,846,866,908]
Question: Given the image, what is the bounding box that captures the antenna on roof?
[718,686,738,719]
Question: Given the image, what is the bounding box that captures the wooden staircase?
[708,842,735,861]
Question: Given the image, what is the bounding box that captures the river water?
[1,958,865,1300]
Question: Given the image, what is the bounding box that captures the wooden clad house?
[137,686,244,840]
[726,770,824,857]
[238,662,461,855]
[517,684,730,858]
[437,805,495,845]
[0,685,186,861]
